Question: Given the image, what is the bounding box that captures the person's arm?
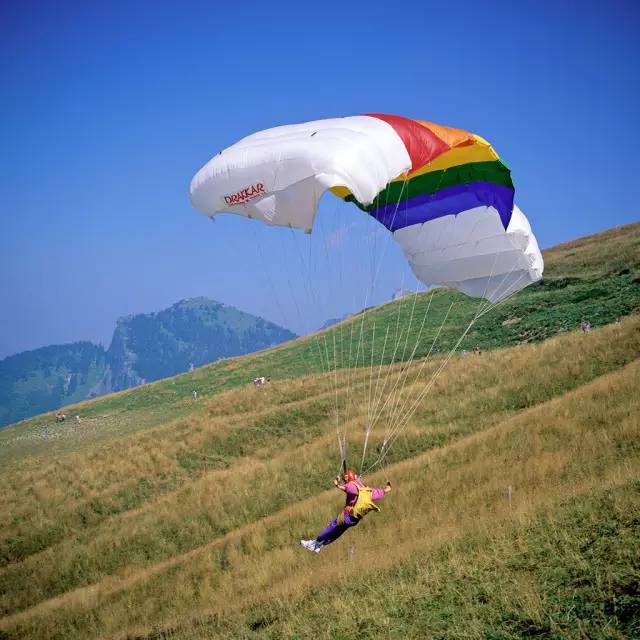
[371,480,392,501]
[334,476,347,492]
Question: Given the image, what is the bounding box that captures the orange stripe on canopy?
[416,121,475,148]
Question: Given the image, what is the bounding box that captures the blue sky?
[1,0,638,358]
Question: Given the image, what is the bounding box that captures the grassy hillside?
[0,312,638,639]
[1,222,638,466]
[0,223,638,639]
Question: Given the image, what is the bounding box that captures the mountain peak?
[172,297,224,309]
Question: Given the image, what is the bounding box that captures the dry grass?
[2,358,638,638]
[0,313,638,639]
[542,221,640,276]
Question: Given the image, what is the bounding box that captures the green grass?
[208,482,639,640]
[176,399,331,473]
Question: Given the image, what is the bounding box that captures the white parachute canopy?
[190,114,543,302]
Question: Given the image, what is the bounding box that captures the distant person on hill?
[581,320,591,333]
[300,469,391,553]
[474,344,482,356]
[192,390,198,401]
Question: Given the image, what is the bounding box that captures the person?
[300,469,391,553]
[474,344,482,356]
[581,320,591,333]
[192,390,198,401]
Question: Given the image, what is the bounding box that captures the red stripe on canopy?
[367,113,450,174]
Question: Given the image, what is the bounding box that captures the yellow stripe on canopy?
[397,136,500,180]
[330,185,353,199]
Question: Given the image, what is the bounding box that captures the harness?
[338,481,380,524]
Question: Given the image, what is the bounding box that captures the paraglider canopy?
[190,113,543,302]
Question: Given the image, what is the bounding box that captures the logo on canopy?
[224,183,265,205]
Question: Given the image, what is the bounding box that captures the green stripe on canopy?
[345,161,513,212]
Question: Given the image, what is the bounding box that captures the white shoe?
[300,539,322,553]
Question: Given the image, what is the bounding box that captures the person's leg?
[316,513,358,546]
[316,517,345,545]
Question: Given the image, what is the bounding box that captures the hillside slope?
[0,223,638,639]
[1,222,638,462]
[0,313,638,639]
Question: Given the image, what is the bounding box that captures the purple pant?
[316,511,359,546]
